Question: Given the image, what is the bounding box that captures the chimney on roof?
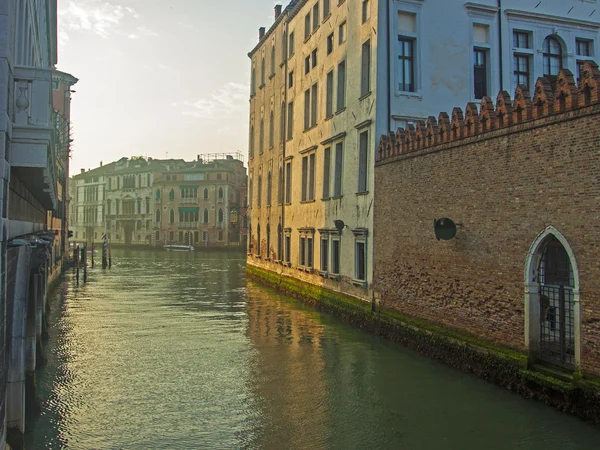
[100,160,103,167]
[259,27,265,41]
[275,5,282,19]
[197,154,200,161]
[80,168,85,174]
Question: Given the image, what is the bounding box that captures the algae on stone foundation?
[246,264,600,423]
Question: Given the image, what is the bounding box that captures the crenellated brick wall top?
[377,61,600,163]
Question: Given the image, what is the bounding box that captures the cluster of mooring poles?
[73,234,112,285]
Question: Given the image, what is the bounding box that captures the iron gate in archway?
[538,237,575,368]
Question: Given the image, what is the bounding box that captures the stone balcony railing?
[10,65,56,209]
[180,197,199,204]
[177,222,199,229]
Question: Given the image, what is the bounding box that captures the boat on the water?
[164,244,195,251]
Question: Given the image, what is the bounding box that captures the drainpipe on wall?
[281,17,289,259]
[498,0,504,91]
[387,2,392,133]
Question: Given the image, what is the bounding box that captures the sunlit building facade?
[247,0,600,304]
[152,154,247,248]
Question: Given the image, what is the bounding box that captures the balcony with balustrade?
[180,197,199,204]
[10,65,57,209]
[177,222,199,229]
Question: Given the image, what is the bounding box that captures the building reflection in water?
[244,281,330,449]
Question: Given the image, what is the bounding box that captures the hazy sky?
[56,0,280,173]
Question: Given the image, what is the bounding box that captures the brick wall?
[374,63,600,376]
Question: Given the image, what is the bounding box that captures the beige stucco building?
[248,0,378,302]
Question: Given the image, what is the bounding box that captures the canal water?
[26,249,600,449]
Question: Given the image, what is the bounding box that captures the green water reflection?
[26,249,600,449]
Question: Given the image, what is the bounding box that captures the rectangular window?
[305,55,310,74]
[333,142,343,196]
[287,101,294,139]
[299,236,306,266]
[323,147,331,199]
[289,70,294,88]
[179,231,183,242]
[323,0,330,18]
[337,60,346,111]
[285,161,292,203]
[321,237,329,271]
[326,70,334,117]
[289,31,295,57]
[311,83,318,127]
[513,54,530,87]
[311,48,317,68]
[331,238,340,274]
[309,153,315,201]
[576,39,593,80]
[513,31,530,49]
[355,241,366,281]
[305,12,311,40]
[339,21,346,45]
[307,237,314,268]
[358,130,368,193]
[304,88,311,130]
[576,39,591,57]
[327,33,334,55]
[285,235,291,263]
[473,48,488,99]
[361,40,371,96]
[301,156,308,201]
[398,37,414,92]
[312,3,319,31]
[362,0,370,23]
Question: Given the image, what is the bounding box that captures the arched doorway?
[525,227,579,369]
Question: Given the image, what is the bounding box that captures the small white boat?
[164,244,195,251]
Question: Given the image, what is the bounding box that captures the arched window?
[277,223,282,260]
[169,189,175,200]
[543,36,563,78]
[251,67,256,95]
[249,125,255,158]
[203,208,209,224]
[155,209,161,223]
[145,198,150,214]
[137,198,142,214]
[108,177,112,190]
[107,200,112,215]
[147,173,151,185]
[218,187,223,200]
[525,227,579,370]
[257,224,261,256]
[257,175,262,207]
[156,189,161,201]
[259,118,264,154]
[266,224,271,259]
[204,188,209,199]
[280,102,285,143]
[267,171,272,206]
[260,57,265,86]
[170,209,175,224]
[281,30,288,62]
[271,45,276,76]
[249,179,253,207]
[138,174,141,187]
[218,208,224,223]
[278,166,284,204]
[269,110,274,148]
